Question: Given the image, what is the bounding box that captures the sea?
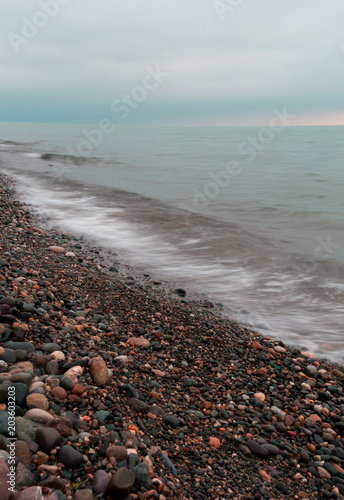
[0,122,343,362]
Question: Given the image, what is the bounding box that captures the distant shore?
[1,170,344,500]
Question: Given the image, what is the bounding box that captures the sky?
[1,0,344,126]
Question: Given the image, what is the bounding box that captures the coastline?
[1,170,344,499]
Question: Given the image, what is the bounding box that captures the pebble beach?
[1,171,344,500]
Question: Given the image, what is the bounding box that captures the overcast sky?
[1,0,344,125]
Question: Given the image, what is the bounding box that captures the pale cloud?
[1,0,344,124]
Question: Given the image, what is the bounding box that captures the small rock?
[88,356,109,386]
[274,345,286,353]
[127,337,150,349]
[209,437,221,449]
[59,445,84,469]
[45,417,73,437]
[15,440,32,466]
[92,469,110,495]
[247,440,269,459]
[24,409,54,424]
[254,392,266,402]
[26,393,49,411]
[48,246,65,253]
[106,445,127,463]
[35,427,63,452]
[0,462,10,500]
[128,398,150,413]
[305,364,318,377]
[106,467,136,499]
[317,466,331,480]
[73,490,95,500]
[51,386,67,400]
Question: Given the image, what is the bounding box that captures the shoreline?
[1,170,344,499]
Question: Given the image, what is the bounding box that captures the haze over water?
[1,122,343,362]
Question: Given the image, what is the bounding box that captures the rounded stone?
[9,373,33,386]
[73,490,95,500]
[15,439,32,466]
[40,343,61,353]
[305,365,318,377]
[92,469,110,495]
[58,445,84,469]
[88,356,109,386]
[51,351,65,361]
[24,409,54,424]
[26,393,49,411]
[0,349,16,364]
[106,467,136,499]
[164,415,182,428]
[106,445,127,463]
[11,381,29,407]
[0,462,10,500]
[34,355,51,368]
[3,342,35,353]
[60,376,74,391]
[35,427,63,453]
[44,417,73,437]
[15,462,35,489]
[12,486,58,500]
[51,386,67,400]
[45,360,59,375]
[127,398,150,413]
[0,412,13,437]
[247,440,269,459]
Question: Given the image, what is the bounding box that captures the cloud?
[1,0,344,124]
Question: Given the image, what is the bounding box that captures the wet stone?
[3,341,36,353]
[59,445,84,469]
[324,462,338,476]
[14,439,32,466]
[132,462,151,488]
[9,372,33,385]
[106,467,136,499]
[127,398,150,413]
[45,359,59,375]
[164,415,183,428]
[247,440,269,459]
[45,417,73,437]
[12,382,29,406]
[35,426,63,452]
[0,349,16,364]
[92,469,110,495]
[40,343,61,353]
[106,445,127,463]
[60,376,74,391]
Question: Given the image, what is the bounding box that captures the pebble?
[58,445,84,469]
[127,337,150,348]
[164,415,182,428]
[106,467,136,499]
[15,440,32,466]
[0,462,10,500]
[26,393,49,410]
[106,445,128,462]
[92,469,110,495]
[247,440,269,459]
[88,356,109,386]
[24,409,54,423]
[128,398,150,413]
[35,427,63,452]
[48,246,65,253]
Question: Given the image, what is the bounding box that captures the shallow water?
[0,123,343,361]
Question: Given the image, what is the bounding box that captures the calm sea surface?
[1,123,343,361]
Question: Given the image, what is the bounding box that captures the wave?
[0,139,41,146]
[40,153,94,165]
